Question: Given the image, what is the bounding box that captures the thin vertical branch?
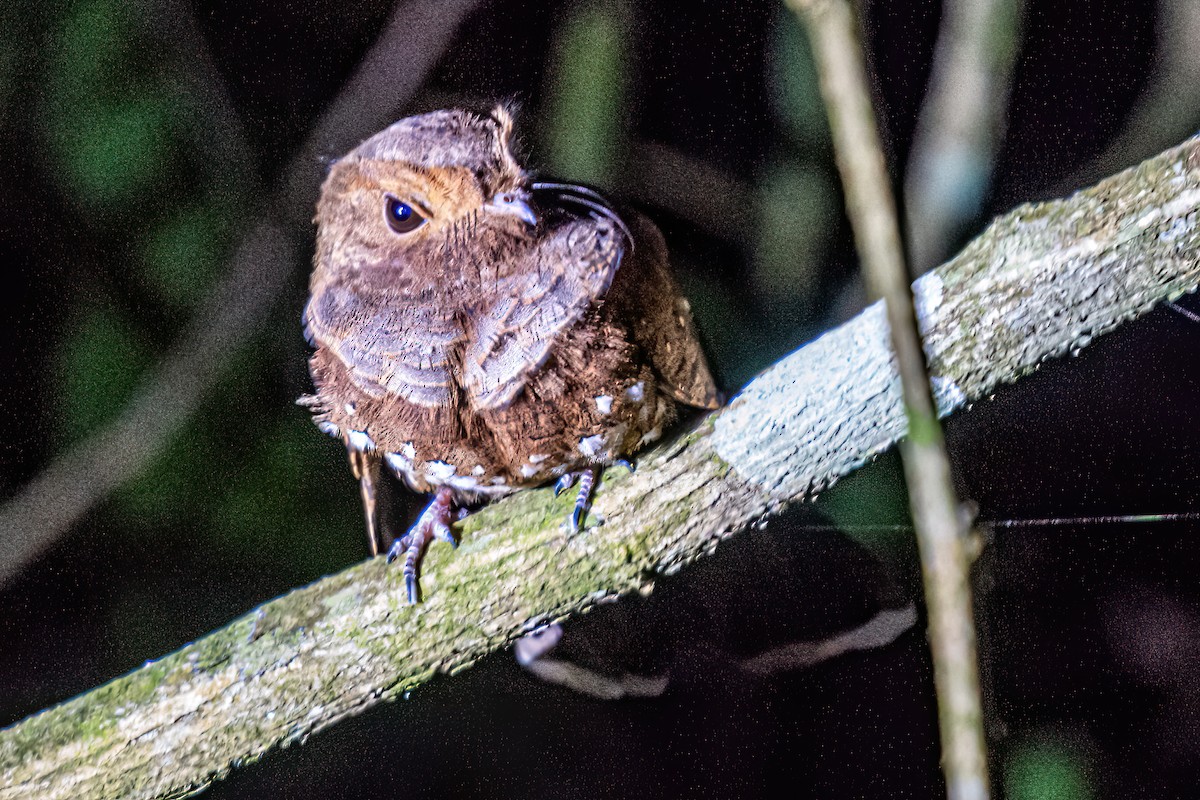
[785,1,989,798]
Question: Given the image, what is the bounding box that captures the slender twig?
[787,0,989,797]
[6,130,1200,798]
[0,0,482,587]
[904,0,1025,272]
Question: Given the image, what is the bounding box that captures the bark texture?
[4,135,1200,799]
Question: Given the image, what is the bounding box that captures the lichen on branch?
[4,135,1200,800]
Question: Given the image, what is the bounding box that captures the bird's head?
[313,106,537,274]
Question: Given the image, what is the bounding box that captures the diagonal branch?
[0,0,483,587]
[4,135,1200,800]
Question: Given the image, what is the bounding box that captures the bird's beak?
[487,190,538,226]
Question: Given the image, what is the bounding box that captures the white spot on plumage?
[344,402,357,415]
[384,451,409,468]
[472,464,486,476]
[595,395,613,415]
[445,474,480,492]
[529,453,549,463]
[347,429,374,451]
[578,434,606,458]
[426,461,457,482]
[626,382,644,402]
[402,442,416,459]
[317,420,339,437]
[491,476,507,486]
[384,452,413,478]
[520,464,539,478]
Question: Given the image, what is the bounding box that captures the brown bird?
[301,106,719,602]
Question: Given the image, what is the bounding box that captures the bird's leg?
[611,459,635,475]
[387,486,457,604]
[348,449,383,556]
[554,469,593,532]
[554,460,636,533]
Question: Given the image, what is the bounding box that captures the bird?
[300,106,719,603]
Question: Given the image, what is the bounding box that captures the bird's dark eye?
[384,195,426,234]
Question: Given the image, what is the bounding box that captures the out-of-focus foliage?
[42,0,349,581]
[1004,737,1093,800]
[48,1,173,205]
[4,0,1197,795]
[141,203,231,309]
[814,451,911,556]
[542,1,630,185]
[56,304,150,443]
[770,8,827,148]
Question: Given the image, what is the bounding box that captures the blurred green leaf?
[112,412,215,528]
[212,415,360,574]
[47,0,175,207]
[56,303,151,443]
[141,203,228,308]
[542,1,629,184]
[61,99,172,206]
[53,0,132,102]
[755,161,836,309]
[814,451,911,552]
[673,265,750,388]
[770,7,829,148]
[1005,738,1093,800]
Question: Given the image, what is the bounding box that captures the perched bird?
[301,106,719,602]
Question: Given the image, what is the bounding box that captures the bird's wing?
[623,213,721,410]
[463,213,624,409]
[304,281,462,409]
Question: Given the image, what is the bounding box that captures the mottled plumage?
[301,107,718,601]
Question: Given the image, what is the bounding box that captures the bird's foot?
[387,486,457,603]
[554,468,596,533]
[554,460,635,533]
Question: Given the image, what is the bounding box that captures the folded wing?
[463,215,624,409]
[304,283,462,409]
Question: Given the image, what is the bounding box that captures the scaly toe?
[554,473,577,497]
[391,487,456,603]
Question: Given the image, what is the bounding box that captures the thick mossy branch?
[5,136,1200,799]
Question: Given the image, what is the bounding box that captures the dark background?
[3,0,1200,797]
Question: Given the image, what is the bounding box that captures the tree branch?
[791,1,989,795]
[4,135,1200,800]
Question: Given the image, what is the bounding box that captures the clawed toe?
[567,469,595,533]
[553,473,577,497]
[387,487,456,604]
[557,462,632,533]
